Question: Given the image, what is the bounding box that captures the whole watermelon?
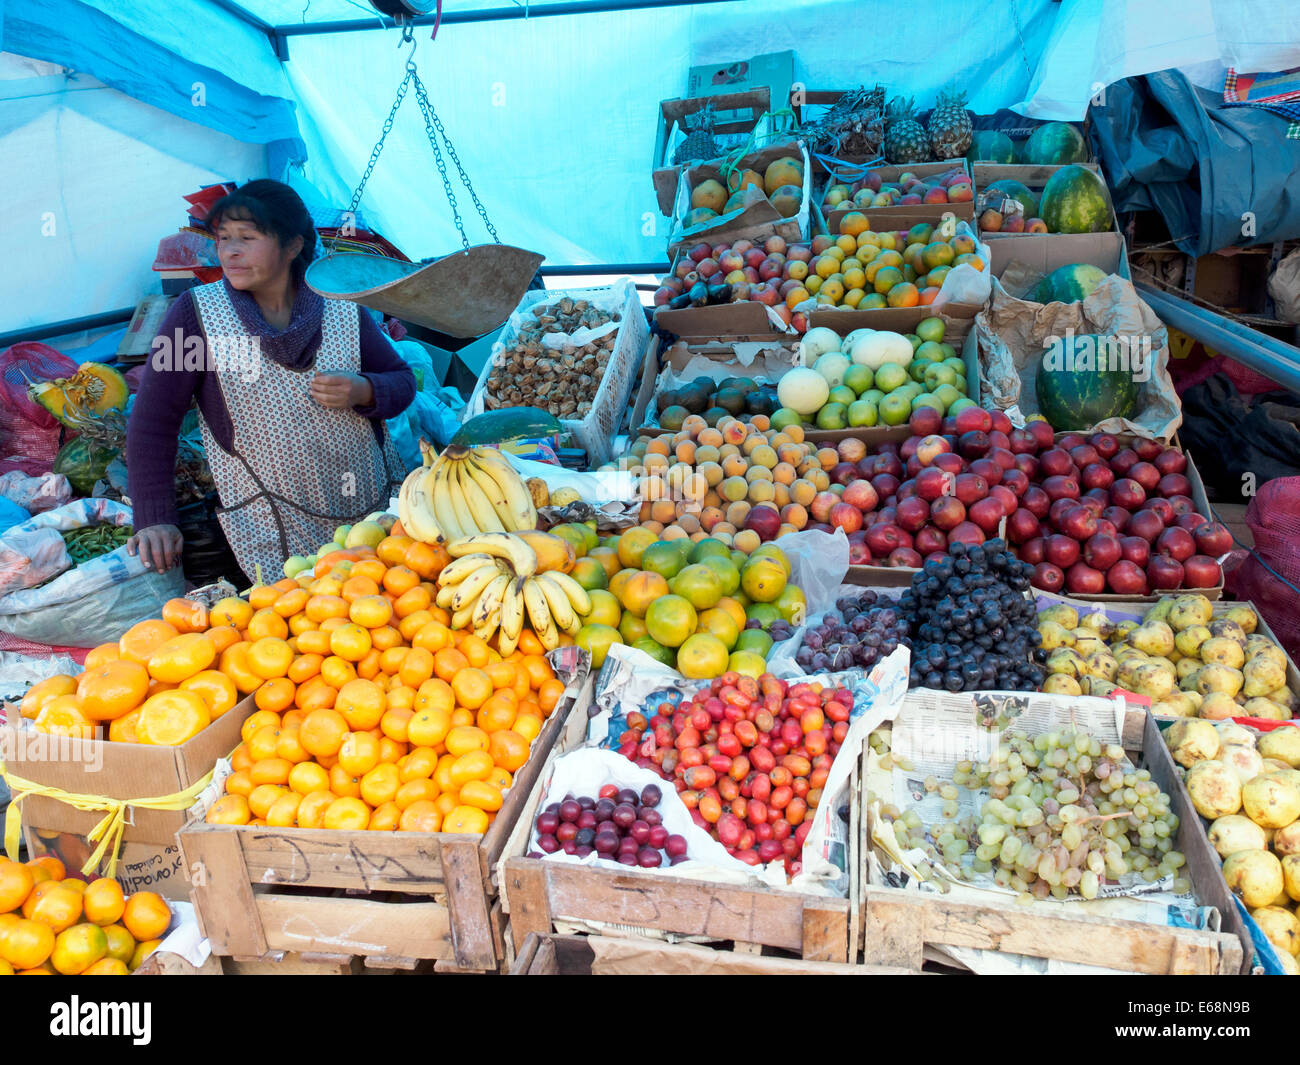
[1023,122,1088,165]
[985,178,1039,218]
[1039,165,1113,234]
[53,436,117,495]
[966,130,1014,164]
[1031,263,1109,304]
[1036,334,1140,430]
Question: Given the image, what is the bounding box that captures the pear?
[1209,815,1269,858]
[1185,759,1241,818]
[283,554,311,578]
[333,523,352,547]
[1250,906,1300,957]
[1281,854,1300,903]
[1144,597,1176,625]
[1273,821,1300,857]
[1077,612,1114,638]
[1072,633,1108,658]
[1039,604,1079,630]
[1222,850,1282,908]
[1165,718,1220,767]
[1243,655,1287,698]
[1168,593,1213,631]
[1195,663,1244,698]
[1268,686,1297,710]
[1151,693,1197,717]
[1112,619,1139,642]
[1243,697,1291,722]
[1043,673,1082,696]
[1214,720,1256,746]
[1176,657,1202,680]
[1084,651,1119,681]
[1242,775,1300,829]
[1209,618,1248,645]
[1046,647,1086,678]
[1220,742,1265,783]
[1222,605,1259,634]
[1119,659,1174,699]
[1037,620,1075,651]
[344,520,386,549]
[1245,635,1287,667]
[1173,624,1212,658]
[1199,691,1240,720]
[1129,621,1175,657]
[1082,676,1119,698]
[1259,729,1300,769]
[1199,637,1245,669]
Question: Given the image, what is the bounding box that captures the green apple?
[333,524,352,547]
[911,392,945,414]
[879,392,913,425]
[939,342,957,360]
[771,407,802,431]
[924,363,959,389]
[843,364,873,396]
[915,341,946,363]
[874,363,909,392]
[916,317,946,343]
[905,333,922,352]
[283,554,311,578]
[815,402,848,429]
[848,399,879,426]
[828,385,857,407]
[931,383,961,411]
[948,396,977,415]
[862,389,885,405]
[942,356,966,374]
[909,360,929,383]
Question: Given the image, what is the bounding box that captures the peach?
[764,235,787,256]
[700,506,724,531]
[781,503,808,529]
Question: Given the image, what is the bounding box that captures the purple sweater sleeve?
[356,310,417,420]
[125,291,207,530]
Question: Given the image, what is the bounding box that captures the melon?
[769,184,802,218]
[1031,263,1109,304]
[848,331,912,370]
[1039,165,1114,234]
[813,352,851,389]
[1036,333,1140,430]
[53,436,117,495]
[776,367,830,416]
[799,326,843,361]
[966,130,1015,164]
[985,179,1039,219]
[763,157,804,196]
[1023,122,1088,165]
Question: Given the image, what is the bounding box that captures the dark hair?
[206,179,317,278]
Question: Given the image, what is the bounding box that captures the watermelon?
[1038,165,1113,234]
[1036,334,1140,430]
[985,179,1039,218]
[1023,122,1088,165]
[453,406,563,445]
[1031,263,1109,304]
[966,130,1014,164]
[53,436,117,495]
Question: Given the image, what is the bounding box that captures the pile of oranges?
[0,855,172,975]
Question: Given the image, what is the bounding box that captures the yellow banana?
[536,573,579,634]
[469,447,537,532]
[473,572,511,630]
[450,559,506,612]
[400,466,442,543]
[428,457,469,542]
[446,532,537,577]
[443,459,482,540]
[499,577,525,648]
[437,552,496,587]
[541,569,593,617]
[435,583,458,610]
[454,459,508,534]
[522,577,558,650]
[451,604,476,631]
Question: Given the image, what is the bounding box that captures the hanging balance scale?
[306,16,543,338]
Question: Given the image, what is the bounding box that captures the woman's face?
[215,215,302,291]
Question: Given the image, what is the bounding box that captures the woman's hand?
[126,524,184,572]
[312,372,374,409]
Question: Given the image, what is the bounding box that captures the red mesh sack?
[0,343,79,477]
[1226,476,1300,662]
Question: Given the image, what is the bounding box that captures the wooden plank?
[232,826,445,893]
[441,838,498,970]
[221,953,360,975]
[861,889,1236,975]
[504,859,552,954]
[534,859,846,954]
[256,894,453,960]
[801,899,849,963]
[506,931,546,974]
[180,825,267,958]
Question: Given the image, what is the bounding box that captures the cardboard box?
[2,696,255,900]
[116,294,175,364]
[686,51,794,126]
[654,245,795,339]
[822,160,974,232]
[668,141,813,260]
[653,88,773,217]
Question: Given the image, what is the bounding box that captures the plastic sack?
[0,499,182,648]
[975,274,1181,441]
[0,343,79,477]
[0,471,72,514]
[0,498,30,537]
[1268,247,1300,325]
[1226,477,1300,662]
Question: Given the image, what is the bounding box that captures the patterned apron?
[190,281,405,583]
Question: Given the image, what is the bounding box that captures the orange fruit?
[0,860,35,912]
[449,750,494,788]
[328,764,361,798]
[404,541,449,580]
[341,575,380,602]
[210,596,254,630]
[459,780,503,812]
[50,922,109,974]
[320,655,357,689]
[250,757,292,786]
[451,668,492,710]
[254,677,296,713]
[34,696,95,739]
[377,736,406,764]
[379,646,409,675]
[27,885,82,933]
[287,761,330,796]
[272,587,309,619]
[329,622,372,663]
[412,620,452,652]
[369,624,402,651]
[225,770,254,797]
[247,637,293,680]
[517,630,545,656]
[73,660,148,722]
[81,879,126,926]
[249,584,278,610]
[322,797,370,831]
[293,675,336,712]
[538,678,565,716]
[355,648,383,680]
[122,891,170,942]
[247,724,282,762]
[265,791,303,827]
[105,706,138,743]
[380,565,418,596]
[349,594,393,629]
[359,763,400,807]
[377,534,415,567]
[394,778,440,810]
[397,610,433,642]
[238,709,279,743]
[19,674,78,720]
[206,794,252,825]
[295,629,332,656]
[488,729,531,772]
[206,627,243,657]
[82,956,129,975]
[433,790,459,817]
[306,594,349,623]
[399,746,439,782]
[146,632,217,684]
[415,678,454,715]
[393,585,431,619]
[512,713,543,742]
[519,654,553,690]
[380,706,414,743]
[101,923,134,963]
[458,635,492,668]
[300,708,349,757]
[295,790,335,829]
[288,653,324,685]
[337,731,381,776]
[477,692,518,734]
[486,766,512,791]
[368,800,402,831]
[276,725,311,763]
[432,647,469,681]
[398,800,442,832]
[450,708,474,728]
[248,784,288,819]
[119,619,179,665]
[336,678,385,730]
[178,670,239,718]
[161,597,208,633]
[443,806,490,835]
[1,919,54,970]
[220,642,264,695]
[83,644,121,670]
[398,647,435,688]
[135,690,211,746]
[445,725,490,757]
[128,939,162,971]
[246,608,289,642]
[386,684,416,712]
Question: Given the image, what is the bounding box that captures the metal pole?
[540,263,668,276]
[273,0,741,37]
[1136,282,1300,396]
[0,308,137,351]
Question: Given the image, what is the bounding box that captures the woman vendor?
[126,179,416,582]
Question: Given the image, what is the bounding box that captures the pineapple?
[927,84,973,160]
[673,102,720,165]
[884,96,931,164]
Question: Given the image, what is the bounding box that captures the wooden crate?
[510,932,914,975]
[178,671,594,972]
[853,706,1249,975]
[498,718,854,964]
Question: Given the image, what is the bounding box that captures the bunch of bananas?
[436,532,592,654]
[398,444,537,544]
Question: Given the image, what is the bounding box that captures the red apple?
[915,468,949,502]
[1000,468,1030,496]
[871,474,900,501]
[1141,497,1175,525]
[1022,485,1050,518]
[1155,526,1195,562]
[1119,536,1150,567]
[988,430,1011,451]
[688,242,712,263]
[1127,509,1165,543]
[878,505,899,526]
[696,257,720,279]
[930,497,967,531]
[895,496,929,532]
[745,505,782,541]
[1027,421,1056,451]
[990,485,1018,516]
[831,462,858,486]
[1014,454,1039,481]
[1042,474,1081,501]
[1109,479,1146,510]
[1111,448,1139,477]
[990,409,1013,435]
[1077,494,1106,517]
[876,453,904,479]
[953,407,993,434]
[810,491,839,524]
[914,525,948,554]
[954,473,990,505]
[1045,534,1081,569]
[969,497,1005,535]
[1070,444,1101,469]
[1009,429,1038,454]
[899,436,920,461]
[958,431,991,460]
[909,407,943,437]
[1133,438,1162,461]
[1031,561,1066,592]
[1049,497,1078,528]
[848,540,872,564]
[1154,448,1187,476]
[829,502,863,534]
[1095,519,1120,539]
[915,434,951,466]
[1080,463,1115,491]
[1106,560,1148,596]
[1059,506,1100,541]
[967,458,1000,485]
[946,521,986,546]
[1129,461,1160,492]
[1006,509,1040,544]
[1176,512,1208,532]
[865,523,905,556]
[1167,494,1196,517]
[1058,432,1087,451]
[1020,536,1047,564]
[887,547,923,568]
[1183,555,1222,588]
[1157,473,1192,498]
[932,453,964,476]
[1038,448,1074,478]
[1088,432,1120,460]
[1065,561,1106,594]
[989,447,1017,471]
[1084,532,1122,571]
[843,480,879,512]
[1147,556,1185,590]
[1193,522,1232,556]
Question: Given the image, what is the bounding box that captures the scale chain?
[411,70,500,245]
